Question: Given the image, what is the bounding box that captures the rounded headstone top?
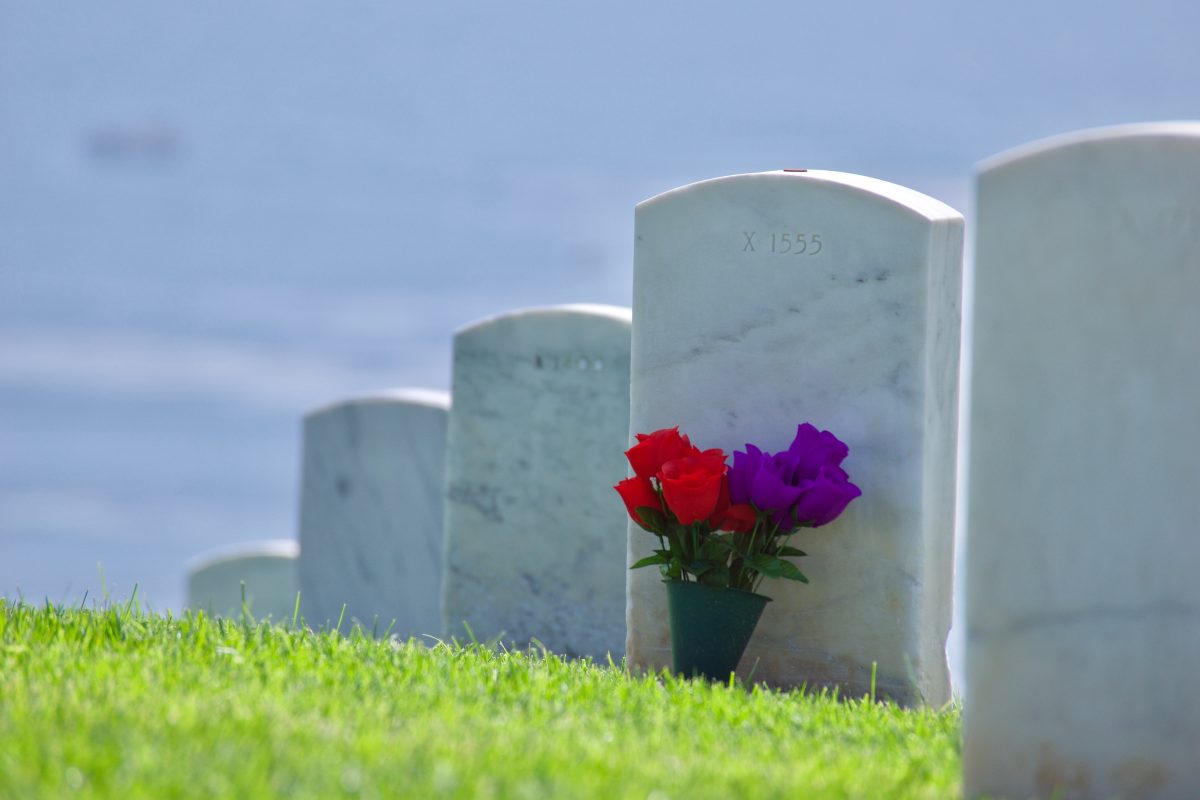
[978,120,1200,176]
[454,304,632,338]
[305,388,451,419]
[185,538,299,572]
[636,169,961,223]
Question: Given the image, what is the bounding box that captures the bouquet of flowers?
[615,424,861,593]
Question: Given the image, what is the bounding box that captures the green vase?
[665,580,771,681]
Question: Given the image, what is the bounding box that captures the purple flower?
[728,423,861,530]
[791,464,860,527]
[786,423,849,477]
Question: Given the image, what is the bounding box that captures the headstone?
[441,304,632,658]
[964,123,1200,799]
[298,389,450,638]
[186,539,299,621]
[626,170,963,706]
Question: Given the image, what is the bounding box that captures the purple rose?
[728,423,861,530]
[786,423,849,476]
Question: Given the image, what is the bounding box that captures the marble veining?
[441,305,632,659]
[968,602,1200,642]
[964,122,1200,800]
[185,539,299,621]
[627,170,963,706]
[298,389,449,638]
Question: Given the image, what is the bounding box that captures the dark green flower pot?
[666,580,771,681]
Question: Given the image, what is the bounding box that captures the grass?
[0,598,960,799]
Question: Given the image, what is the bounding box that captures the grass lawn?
[0,598,960,799]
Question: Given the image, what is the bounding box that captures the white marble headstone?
[185,539,299,622]
[964,123,1200,799]
[298,389,450,637]
[626,170,963,706]
[441,305,631,658]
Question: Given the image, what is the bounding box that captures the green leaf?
[745,554,810,584]
[699,538,733,562]
[634,506,667,532]
[777,559,809,583]
[686,560,713,577]
[776,546,807,558]
[747,554,784,578]
[698,565,730,588]
[629,553,669,570]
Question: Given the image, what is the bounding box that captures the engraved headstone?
[298,389,450,637]
[626,170,963,706]
[964,123,1200,799]
[441,305,632,658]
[185,539,299,621]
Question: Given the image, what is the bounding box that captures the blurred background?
[2,0,1197,687]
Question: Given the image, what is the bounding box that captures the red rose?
[614,476,663,530]
[704,475,731,528]
[659,450,727,525]
[703,477,756,533]
[625,427,699,480]
[715,503,757,534]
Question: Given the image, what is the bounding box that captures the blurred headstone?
[964,123,1200,799]
[186,539,298,621]
[298,389,450,637]
[441,305,631,658]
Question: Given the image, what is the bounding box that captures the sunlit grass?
[0,598,960,799]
